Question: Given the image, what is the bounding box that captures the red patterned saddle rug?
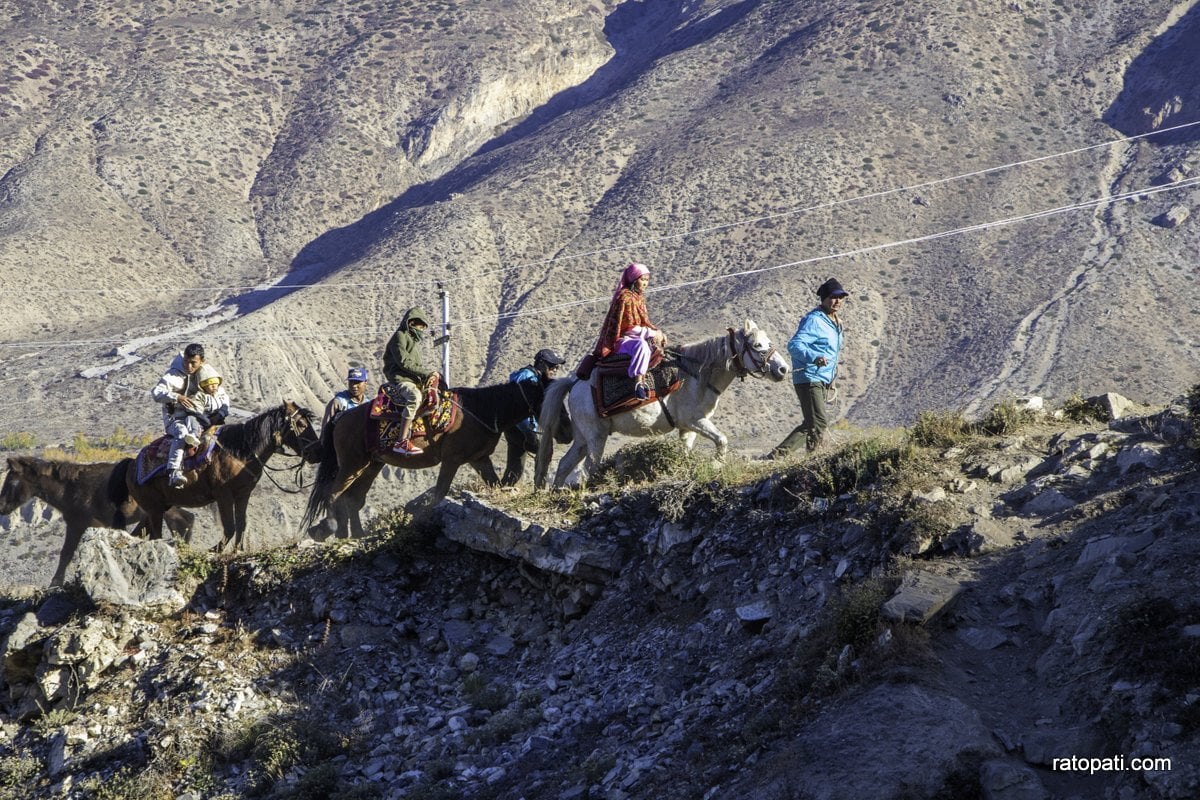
[134,434,219,485]
[367,389,459,454]
[592,356,683,419]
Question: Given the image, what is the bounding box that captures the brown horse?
[302,379,549,538]
[118,401,318,552]
[1,456,195,587]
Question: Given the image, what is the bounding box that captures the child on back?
[190,364,230,429]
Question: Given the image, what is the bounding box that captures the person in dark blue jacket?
[501,348,566,485]
[770,278,849,457]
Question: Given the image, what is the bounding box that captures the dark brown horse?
[302,379,549,538]
[118,401,318,552]
[1,456,195,587]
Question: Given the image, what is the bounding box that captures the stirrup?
[634,382,649,400]
[391,439,424,455]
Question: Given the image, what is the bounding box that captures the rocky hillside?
[1,0,1199,455]
[1,392,1197,799]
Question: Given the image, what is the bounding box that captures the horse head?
[0,457,32,515]
[732,320,789,382]
[276,401,320,458]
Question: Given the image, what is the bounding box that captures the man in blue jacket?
[770,278,848,457]
[501,348,566,485]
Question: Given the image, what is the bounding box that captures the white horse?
[534,320,790,488]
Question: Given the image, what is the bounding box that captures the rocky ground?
[1,392,1199,800]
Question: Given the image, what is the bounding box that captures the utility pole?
[436,283,451,385]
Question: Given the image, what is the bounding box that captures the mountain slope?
[0,0,1197,458]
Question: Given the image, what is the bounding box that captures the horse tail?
[107,458,136,528]
[301,416,341,529]
[534,377,577,489]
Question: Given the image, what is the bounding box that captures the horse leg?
[215,497,237,553]
[500,428,525,486]
[165,508,196,545]
[407,460,462,514]
[50,522,84,587]
[470,458,501,487]
[338,462,383,539]
[145,510,166,541]
[678,430,698,450]
[682,418,729,459]
[233,494,252,551]
[553,439,590,488]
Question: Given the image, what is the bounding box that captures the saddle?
[591,354,683,419]
[367,384,459,454]
[371,373,441,420]
[134,434,219,485]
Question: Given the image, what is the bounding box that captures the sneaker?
[391,439,424,456]
[168,470,187,488]
[634,382,649,400]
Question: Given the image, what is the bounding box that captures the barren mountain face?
[1,0,1197,451]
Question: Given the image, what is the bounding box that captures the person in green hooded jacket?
[383,307,432,455]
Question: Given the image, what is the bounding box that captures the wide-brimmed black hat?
[816,278,849,299]
[534,348,567,366]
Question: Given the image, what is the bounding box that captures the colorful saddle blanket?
[367,387,459,453]
[134,435,219,485]
[592,355,683,419]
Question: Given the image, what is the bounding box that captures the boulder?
[1087,392,1137,420]
[882,570,965,624]
[438,493,624,582]
[1153,204,1190,228]
[71,529,185,609]
[1116,442,1165,475]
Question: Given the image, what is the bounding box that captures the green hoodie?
[384,307,432,384]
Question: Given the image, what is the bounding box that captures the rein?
[726,327,778,380]
[235,407,316,494]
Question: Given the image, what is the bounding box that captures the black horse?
[303,379,550,538]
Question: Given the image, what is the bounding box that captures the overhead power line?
[2,119,1197,298]
[6,173,1198,350]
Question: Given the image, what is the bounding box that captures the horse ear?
[744,318,755,331]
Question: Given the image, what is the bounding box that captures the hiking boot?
[391,439,424,456]
[168,470,187,488]
[634,382,649,400]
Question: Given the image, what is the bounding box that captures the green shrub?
[1060,393,1108,423]
[975,401,1035,436]
[806,436,915,496]
[597,437,698,485]
[0,432,36,451]
[176,544,215,584]
[0,755,42,790]
[212,716,340,797]
[1186,383,1200,420]
[1105,596,1200,692]
[908,410,970,447]
[461,674,511,712]
[77,766,172,800]
[780,577,899,704]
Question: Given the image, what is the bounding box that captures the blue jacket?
[510,366,540,432]
[787,307,842,385]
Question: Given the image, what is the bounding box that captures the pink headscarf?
[614,262,649,297]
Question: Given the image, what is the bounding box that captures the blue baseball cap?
[347,367,369,382]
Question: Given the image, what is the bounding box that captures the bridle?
[256,406,318,493]
[727,327,778,380]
